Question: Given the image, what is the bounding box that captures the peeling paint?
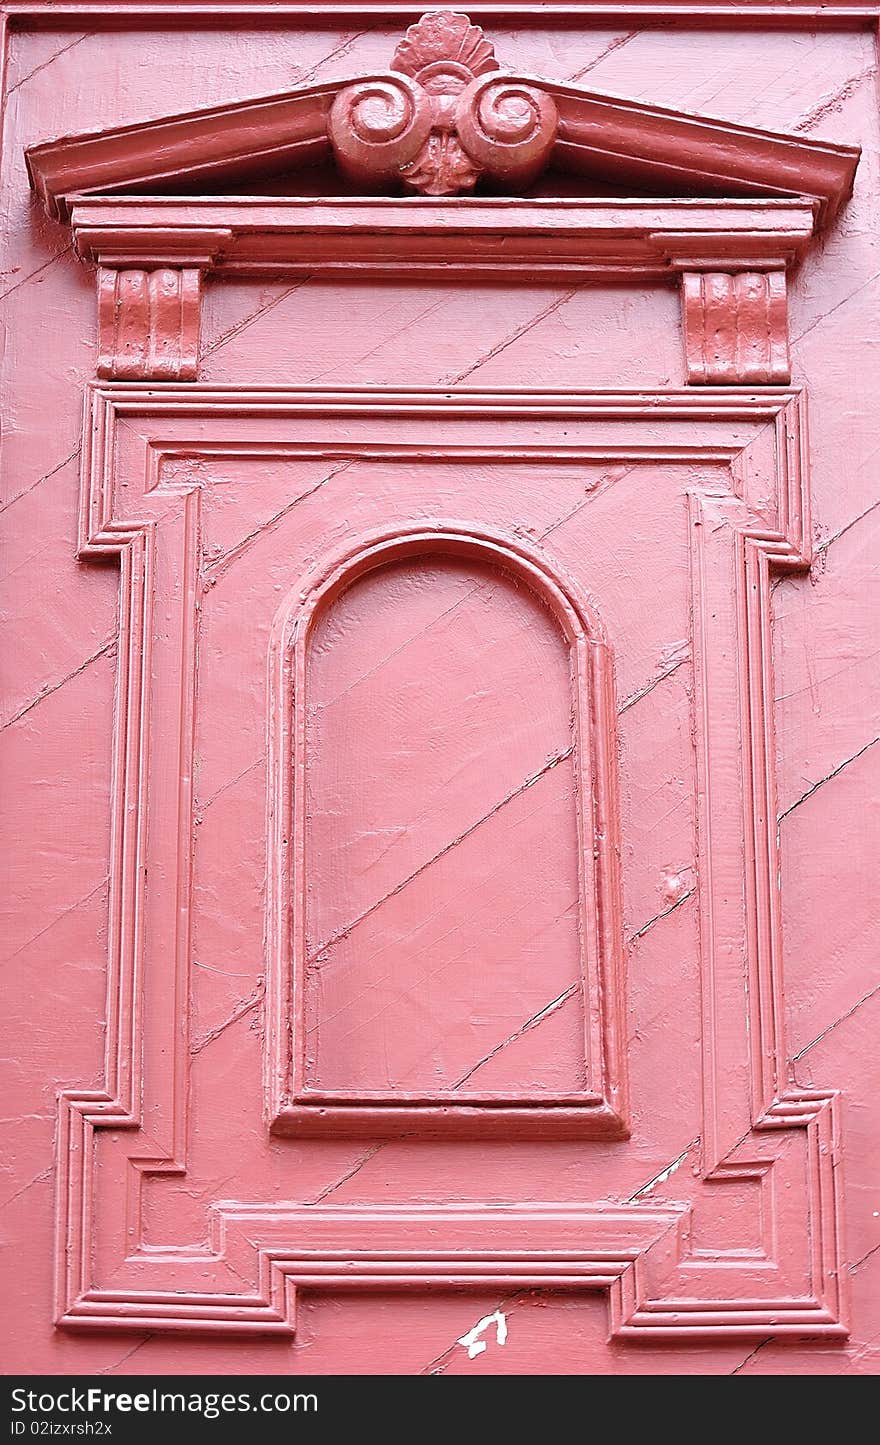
[629,1139,699,1200]
[660,865,695,905]
[458,1310,508,1360]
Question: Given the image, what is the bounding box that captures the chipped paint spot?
[629,1139,699,1200]
[457,1310,508,1360]
[661,866,695,905]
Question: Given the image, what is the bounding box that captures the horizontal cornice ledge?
[67,196,819,281]
[74,224,233,268]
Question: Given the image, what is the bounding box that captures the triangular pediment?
[27,9,858,226]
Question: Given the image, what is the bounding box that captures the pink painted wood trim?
[68,196,819,282]
[77,224,232,268]
[5,2,880,20]
[25,77,340,221]
[550,82,858,225]
[51,384,847,1343]
[74,197,811,384]
[24,2,856,403]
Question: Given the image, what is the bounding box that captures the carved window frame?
[27,10,859,1345]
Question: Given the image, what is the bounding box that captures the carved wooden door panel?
[2,8,878,1378]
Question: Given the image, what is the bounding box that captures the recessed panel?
[302,553,585,1096]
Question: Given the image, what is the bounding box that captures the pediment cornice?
[23,11,861,388]
[26,10,858,223]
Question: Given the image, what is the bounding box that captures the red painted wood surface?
[1,8,878,1376]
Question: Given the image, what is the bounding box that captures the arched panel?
[268,525,626,1138]
[305,551,583,1096]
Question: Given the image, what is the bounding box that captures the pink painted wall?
[1,11,878,1375]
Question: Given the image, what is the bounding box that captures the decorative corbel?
[679,268,790,386]
[658,230,809,385]
[73,225,231,380]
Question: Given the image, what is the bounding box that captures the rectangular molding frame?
[54,384,848,1344]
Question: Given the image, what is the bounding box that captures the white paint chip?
[457,1309,508,1360]
[629,1139,698,1200]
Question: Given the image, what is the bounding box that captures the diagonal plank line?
[309,746,574,962]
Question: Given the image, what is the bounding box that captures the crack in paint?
[777,737,880,822]
[793,64,877,132]
[628,886,696,943]
[201,278,314,359]
[731,1336,773,1374]
[307,294,453,383]
[190,980,265,1056]
[774,652,880,705]
[792,981,880,1062]
[628,1138,699,1200]
[445,289,578,386]
[1,875,109,968]
[0,246,72,304]
[537,464,641,545]
[197,755,266,813]
[309,1142,386,1205]
[201,461,354,585]
[452,980,579,1090]
[219,1254,256,1291]
[7,34,89,93]
[311,746,574,962]
[849,1241,880,1274]
[815,497,880,557]
[0,442,81,515]
[318,580,492,711]
[792,266,880,347]
[291,28,376,89]
[0,637,116,731]
[192,959,254,980]
[566,30,641,84]
[1,1166,53,1212]
[619,648,690,713]
[95,1335,155,1375]
[310,837,580,1040]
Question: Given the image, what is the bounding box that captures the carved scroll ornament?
[328,11,558,195]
